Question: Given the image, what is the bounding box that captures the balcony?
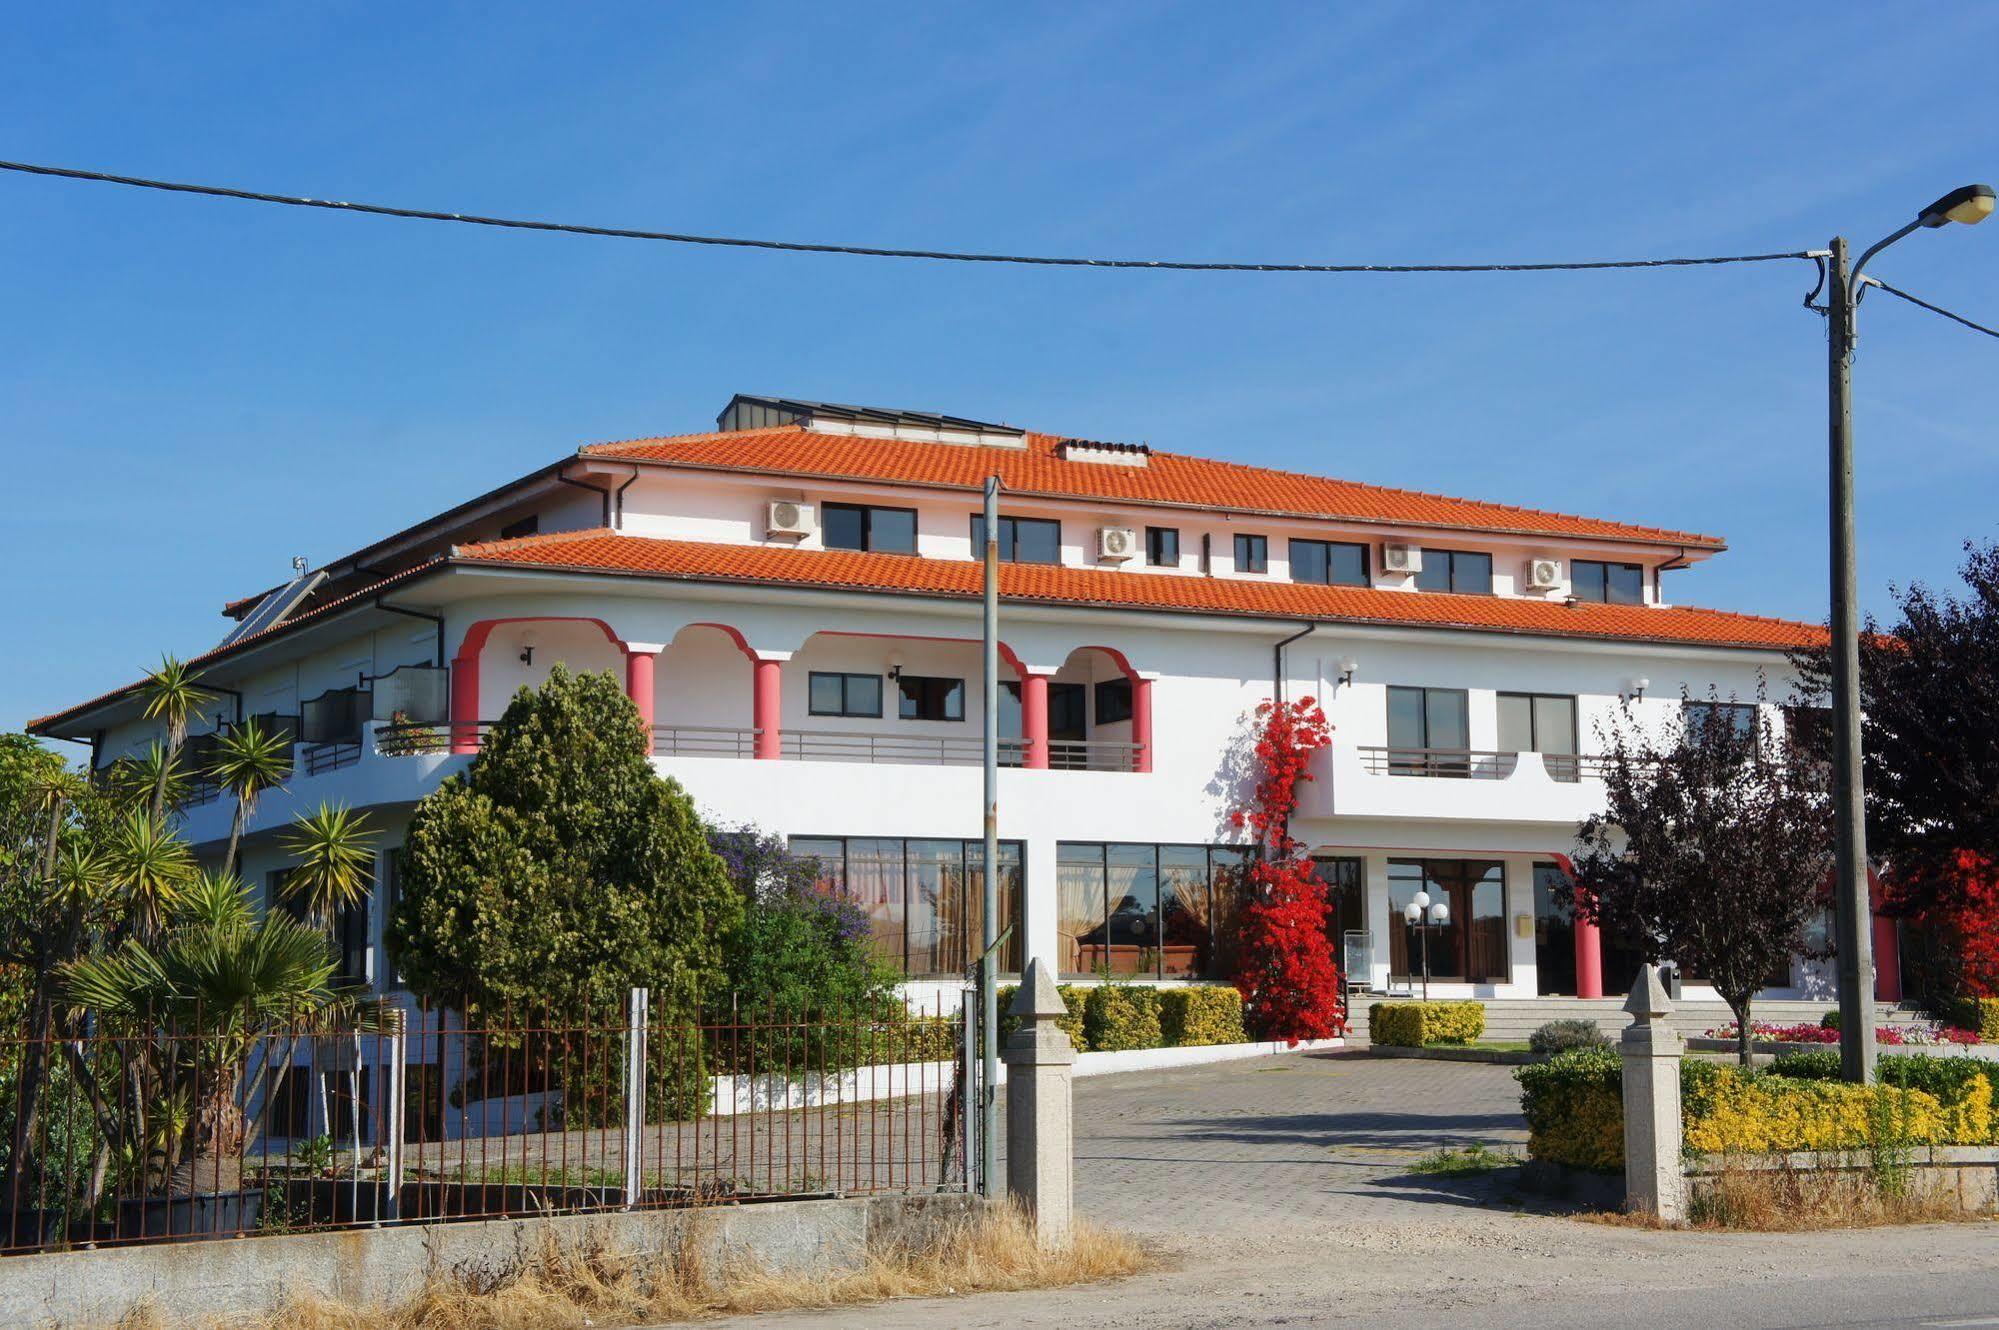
[1297,743,1610,824]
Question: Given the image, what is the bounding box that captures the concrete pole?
[1619,963,1685,1224]
[980,475,1001,1197]
[1004,958,1075,1248]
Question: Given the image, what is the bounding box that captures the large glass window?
[823,502,918,554]
[1497,692,1579,780]
[1386,685,1470,775]
[808,671,884,718]
[1146,526,1180,567]
[1571,559,1643,605]
[971,514,1061,564]
[787,837,1023,976]
[1094,678,1133,725]
[897,675,965,721]
[1531,861,1577,995]
[1413,549,1493,595]
[1056,842,1247,980]
[1387,859,1508,983]
[1314,856,1366,967]
[1683,700,1757,744]
[1233,533,1268,574]
[1290,539,1369,587]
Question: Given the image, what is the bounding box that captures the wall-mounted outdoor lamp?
[1337,657,1359,689]
[518,646,535,665]
[1624,676,1649,703]
[886,649,906,681]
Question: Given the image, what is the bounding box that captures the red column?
[449,652,480,754]
[625,649,657,739]
[1873,911,1902,1002]
[752,657,782,760]
[1131,676,1153,773]
[1022,673,1049,769]
[1573,886,1604,1000]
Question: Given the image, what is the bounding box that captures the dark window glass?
[789,837,1024,976]
[971,515,1061,564]
[897,675,965,721]
[824,502,918,554]
[1533,861,1578,996]
[498,514,539,540]
[1683,700,1757,743]
[1234,533,1268,573]
[1146,526,1180,567]
[1094,678,1133,725]
[1496,692,1579,780]
[1388,858,1508,983]
[1314,857,1366,972]
[1290,539,1368,586]
[1572,559,1643,605]
[1414,549,1493,595]
[1386,685,1471,775]
[1048,683,1087,741]
[1057,841,1247,981]
[809,671,883,718]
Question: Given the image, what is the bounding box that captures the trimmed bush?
[1515,1047,1624,1172]
[1967,997,1999,1043]
[1528,1019,1609,1058]
[1083,984,1164,1052]
[1157,986,1249,1047]
[1820,1009,1842,1032]
[994,983,1088,1050]
[1368,1000,1486,1048]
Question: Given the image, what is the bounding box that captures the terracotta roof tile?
[457,529,1820,651]
[584,426,1725,550]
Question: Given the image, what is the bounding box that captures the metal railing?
[652,725,758,758]
[375,721,480,756]
[1046,739,1143,772]
[1358,746,1520,780]
[301,739,363,776]
[779,730,1030,767]
[0,994,975,1257]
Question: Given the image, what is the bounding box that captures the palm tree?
[207,720,292,874]
[282,804,377,974]
[138,656,214,821]
[103,743,189,816]
[105,808,196,944]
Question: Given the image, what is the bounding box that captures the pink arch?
[1059,645,1151,773]
[449,616,629,753]
[453,615,626,664]
[812,629,1032,679]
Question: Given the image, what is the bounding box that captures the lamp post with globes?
[1825,183,1994,1085]
[1403,890,1451,1003]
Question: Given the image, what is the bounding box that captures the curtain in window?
[1158,847,1210,978]
[1103,845,1159,978]
[847,839,906,971]
[905,840,961,976]
[1057,845,1107,979]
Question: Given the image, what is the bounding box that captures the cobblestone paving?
[1042,1050,1531,1235]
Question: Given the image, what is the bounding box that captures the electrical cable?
[1861,276,1999,341]
[0,157,1821,276]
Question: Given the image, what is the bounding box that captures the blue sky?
[5,3,1998,732]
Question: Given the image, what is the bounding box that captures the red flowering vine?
[1229,697,1344,1041]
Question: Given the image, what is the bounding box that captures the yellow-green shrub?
[1157,986,1249,1047]
[1368,1000,1485,1047]
[996,983,1088,1049]
[1515,1047,1625,1171]
[1082,985,1163,1052]
[1968,997,1999,1044]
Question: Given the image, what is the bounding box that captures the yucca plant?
[281,803,377,935]
[208,718,293,873]
[104,808,195,943]
[138,656,214,821]
[102,743,190,816]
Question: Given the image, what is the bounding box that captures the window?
[1386,685,1470,774]
[823,503,918,554]
[971,514,1060,564]
[1289,539,1369,587]
[1497,692,1579,780]
[1048,683,1087,740]
[498,514,539,540]
[1146,526,1180,567]
[1413,548,1493,594]
[808,671,883,718]
[1232,533,1269,573]
[787,836,1023,976]
[1572,559,1643,605]
[1388,859,1508,983]
[1314,857,1366,971]
[1094,678,1133,725]
[1057,842,1247,980]
[1532,862,1577,995]
[1683,700,1757,743]
[897,675,965,721]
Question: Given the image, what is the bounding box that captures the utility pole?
[980,474,1001,1194]
[1825,234,1876,1085]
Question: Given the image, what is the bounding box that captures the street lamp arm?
[1851,219,1921,292]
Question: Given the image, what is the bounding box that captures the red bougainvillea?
[1229,697,1344,1041]
[1888,851,1999,1000]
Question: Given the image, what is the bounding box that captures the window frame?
[807,671,885,718]
[1288,538,1370,587]
[1056,840,1250,981]
[971,513,1062,565]
[1386,685,1472,776]
[1094,678,1134,725]
[786,836,1025,977]
[1496,691,1580,779]
[823,501,919,554]
[1233,533,1269,574]
[1571,558,1644,605]
[896,674,966,722]
[1145,525,1181,568]
[1413,547,1494,595]
[1387,857,1510,984]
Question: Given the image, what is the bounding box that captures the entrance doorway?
[1531,861,1576,995]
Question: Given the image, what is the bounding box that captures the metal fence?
[0,992,979,1256]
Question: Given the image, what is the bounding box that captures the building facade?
[34,394,1891,1011]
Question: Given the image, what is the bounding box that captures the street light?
[1825,181,1993,1086]
[1403,890,1450,1003]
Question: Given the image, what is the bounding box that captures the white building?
[33,393,1892,1013]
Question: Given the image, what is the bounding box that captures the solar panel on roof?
[216,570,327,648]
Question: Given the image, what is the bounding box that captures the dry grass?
[1578,1162,1998,1232]
[111,1201,1147,1330]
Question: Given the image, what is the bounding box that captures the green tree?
[137,656,214,823]
[280,803,375,975]
[388,665,740,1028]
[207,719,292,874]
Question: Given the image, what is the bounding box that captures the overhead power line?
[1863,276,1999,341]
[0,157,1820,276]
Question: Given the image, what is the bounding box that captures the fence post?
[381,1003,406,1222]
[1620,963,1686,1223]
[961,989,981,1190]
[624,988,649,1208]
[1003,958,1074,1249]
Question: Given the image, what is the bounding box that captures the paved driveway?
[1049,1049,1530,1235]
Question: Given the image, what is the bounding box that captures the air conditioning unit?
[1097,526,1138,562]
[1525,557,1564,591]
[765,500,815,539]
[1381,543,1423,575]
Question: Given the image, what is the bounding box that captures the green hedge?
[1965,997,1999,1044]
[1368,1000,1486,1047]
[996,983,1088,1049]
[1157,986,1248,1047]
[1084,985,1163,1051]
[1515,1046,1625,1171]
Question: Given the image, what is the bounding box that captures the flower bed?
[1702,1021,1979,1047]
[1516,1047,1999,1171]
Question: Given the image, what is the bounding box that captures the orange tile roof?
[456,529,1820,651]
[584,426,1725,550]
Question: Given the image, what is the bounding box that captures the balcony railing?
[1046,739,1143,772]
[653,725,758,758]
[778,729,1026,766]
[1358,747,1520,780]
[302,738,364,776]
